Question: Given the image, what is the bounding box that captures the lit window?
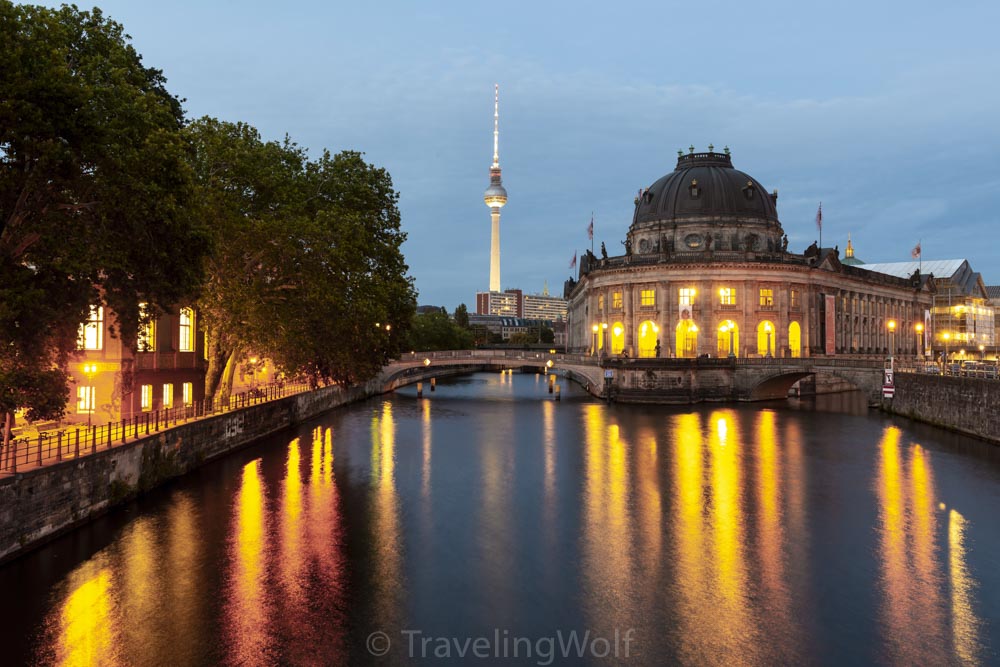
[141,385,153,412]
[138,303,155,352]
[77,386,95,414]
[182,382,193,406]
[77,306,104,350]
[791,290,800,309]
[163,384,174,409]
[641,289,655,307]
[720,287,736,306]
[598,295,605,311]
[178,307,194,352]
[612,291,623,309]
[759,288,774,307]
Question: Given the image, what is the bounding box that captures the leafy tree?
[187,119,415,393]
[540,326,555,344]
[454,303,470,329]
[406,312,473,351]
[0,3,209,446]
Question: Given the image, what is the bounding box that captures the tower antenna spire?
[492,83,500,168]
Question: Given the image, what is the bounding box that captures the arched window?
[611,322,625,355]
[638,320,659,358]
[717,320,739,357]
[788,321,802,358]
[757,320,776,357]
[675,320,698,358]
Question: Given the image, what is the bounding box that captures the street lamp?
[591,324,598,357]
[601,322,608,358]
[763,321,773,358]
[915,322,924,359]
[82,363,98,427]
[980,344,986,361]
[943,332,951,371]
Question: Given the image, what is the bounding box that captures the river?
[1,371,999,665]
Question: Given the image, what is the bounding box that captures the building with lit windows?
[522,289,568,322]
[70,304,207,423]
[861,260,995,360]
[565,148,936,359]
[476,289,522,317]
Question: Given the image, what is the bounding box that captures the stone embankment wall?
[883,373,1000,444]
[0,379,386,564]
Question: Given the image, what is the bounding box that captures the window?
[598,295,604,311]
[138,303,155,351]
[77,386,95,414]
[182,382,193,407]
[679,288,696,306]
[720,287,736,306]
[141,385,153,412]
[163,384,174,409]
[77,306,104,350]
[759,288,774,307]
[178,307,194,352]
[791,290,800,309]
[612,291,623,309]
[640,289,655,307]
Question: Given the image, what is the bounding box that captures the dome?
[626,149,785,257]
[634,150,778,226]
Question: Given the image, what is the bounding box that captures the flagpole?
[591,212,594,254]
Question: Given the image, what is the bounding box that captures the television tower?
[483,84,507,293]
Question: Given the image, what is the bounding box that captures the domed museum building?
[566,148,935,359]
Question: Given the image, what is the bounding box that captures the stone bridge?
[379,351,888,405]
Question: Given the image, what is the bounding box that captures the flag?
[569,251,577,269]
[815,203,823,232]
[587,214,594,240]
[911,242,921,259]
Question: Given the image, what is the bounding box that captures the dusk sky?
[45,0,1000,308]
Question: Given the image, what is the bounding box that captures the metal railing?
[0,381,310,474]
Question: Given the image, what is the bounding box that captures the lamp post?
[980,344,986,361]
[915,322,924,359]
[601,323,609,358]
[763,321,773,358]
[943,332,951,372]
[721,321,735,358]
[82,363,97,427]
[592,324,598,357]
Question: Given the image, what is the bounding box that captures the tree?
[454,303,470,329]
[187,119,415,393]
[0,3,209,447]
[405,312,473,351]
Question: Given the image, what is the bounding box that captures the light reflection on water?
[7,372,999,666]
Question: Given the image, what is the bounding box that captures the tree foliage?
[405,311,474,351]
[187,118,415,393]
[0,3,209,425]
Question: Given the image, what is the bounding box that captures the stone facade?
[567,151,935,361]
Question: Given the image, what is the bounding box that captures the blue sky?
[46,0,1000,307]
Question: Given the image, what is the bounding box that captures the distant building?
[863,259,995,358]
[522,287,568,322]
[468,314,554,341]
[476,286,567,321]
[476,289,522,317]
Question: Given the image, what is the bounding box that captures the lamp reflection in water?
[875,428,955,664]
[371,403,403,632]
[225,459,271,664]
[582,404,633,639]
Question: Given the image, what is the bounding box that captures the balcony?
[135,351,201,371]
